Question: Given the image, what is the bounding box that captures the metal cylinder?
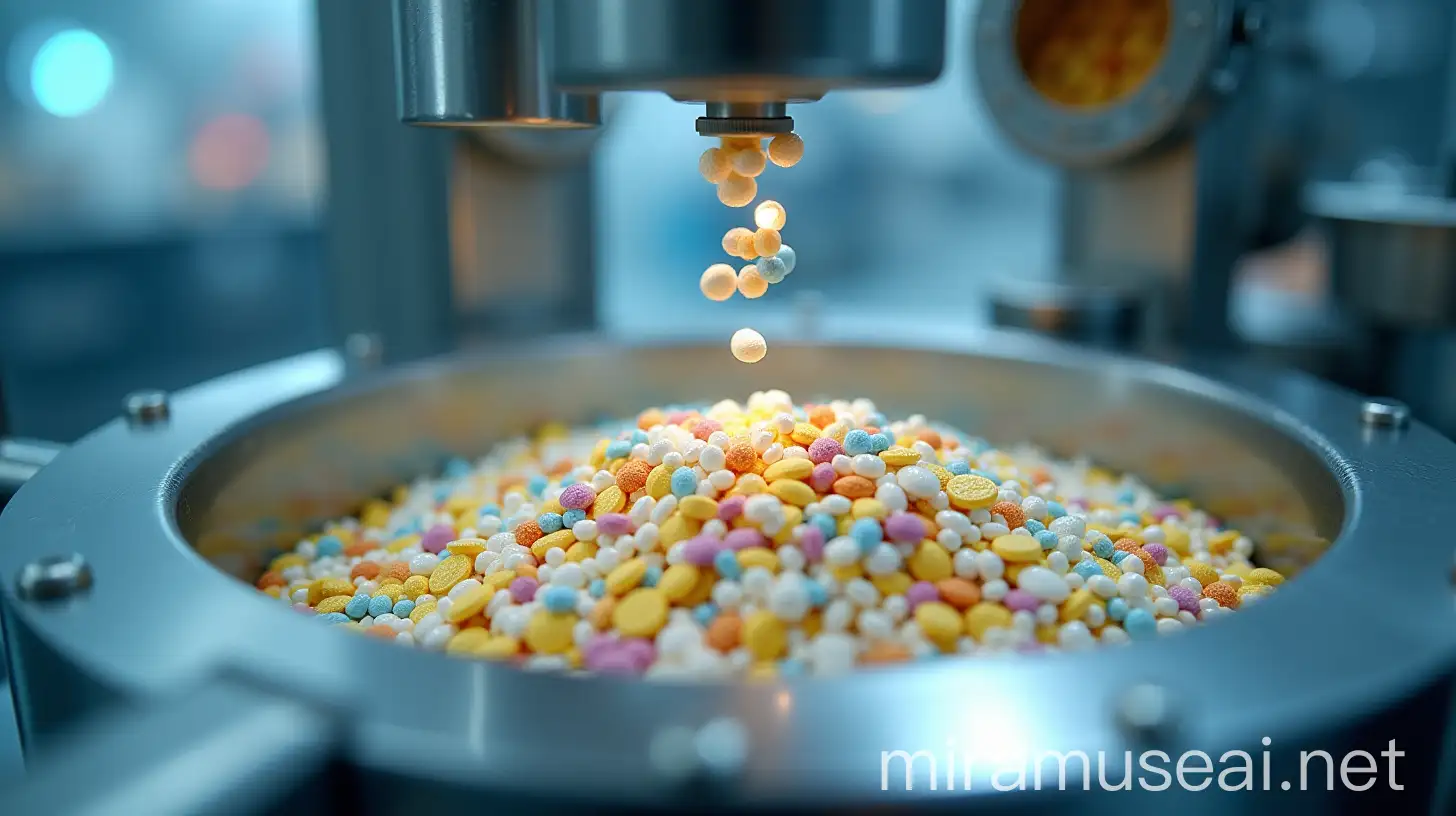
[393,0,600,127]
[552,0,947,105]
[1306,182,1456,329]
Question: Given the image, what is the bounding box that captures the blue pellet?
[563,509,587,527]
[1074,560,1102,580]
[693,604,717,626]
[842,430,873,456]
[1047,501,1066,519]
[670,467,698,498]
[605,440,633,460]
[643,566,662,588]
[315,535,343,558]
[392,599,415,618]
[527,475,548,496]
[806,581,828,608]
[1124,608,1156,639]
[344,593,371,620]
[947,461,972,476]
[1024,519,1045,534]
[1107,597,1128,622]
[588,578,606,598]
[537,512,564,534]
[850,518,883,554]
[1035,530,1059,550]
[320,612,350,624]
[542,585,577,613]
[368,594,393,617]
[714,549,742,579]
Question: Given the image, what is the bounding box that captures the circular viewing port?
[1014,0,1171,109]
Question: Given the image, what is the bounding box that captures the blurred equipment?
[975,0,1312,352]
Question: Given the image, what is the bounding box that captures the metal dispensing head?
[394,0,948,135]
[393,0,601,127]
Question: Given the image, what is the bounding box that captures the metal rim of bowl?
[1,327,1454,808]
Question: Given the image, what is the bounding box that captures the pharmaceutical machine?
[1,1,1455,812]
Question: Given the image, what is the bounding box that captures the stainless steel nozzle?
[553,0,947,133]
[393,0,600,128]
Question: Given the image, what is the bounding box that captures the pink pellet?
[596,513,632,536]
[799,526,825,562]
[807,437,842,464]
[1002,589,1039,613]
[692,419,723,441]
[559,484,596,510]
[884,512,925,543]
[420,523,456,554]
[666,411,695,425]
[1143,542,1169,565]
[681,535,722,565]
[905,581,939,609]
[1168,585,1200,614]
[717,495,745,521]
[723,528,766,551]
[810,462,837,493]
[509,576,539,603]
[619,637,656,669]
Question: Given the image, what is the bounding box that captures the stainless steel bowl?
[2,330,1453,812]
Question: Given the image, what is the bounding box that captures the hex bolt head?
[124,390,170,426]
[1360,398,1410,430]
[16,553,93,602]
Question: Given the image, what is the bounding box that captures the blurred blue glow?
[30,28,113,117]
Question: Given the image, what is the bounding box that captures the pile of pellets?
[256,392,1283,679]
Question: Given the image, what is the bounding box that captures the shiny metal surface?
[0,437,62,497]
[0,683,334,815]
[393,0,600,127]
[973,0,1236,167]
[988,281,1146,349]
[1,332,1454,810]
[552,0,947,110]
[1307,182,1456,328]
[319,0,599,366]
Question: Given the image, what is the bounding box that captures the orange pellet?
[549,458,575,477]
[832,475,876,498]
[991,501,1025,531]
[1114,538,1142,554]
[706,614,742,651]
[616,459,651,494]
[725,441,758,472]
[588,596,616,630]
[514,520,543,548]
[1133,549,1158,575]
[344,541,374,558]
[860,642,912,664]
[1203,581,1240,609]
[255,571,286,590]
[637,409,665,430]
[917,430,943,449]
[862,426,880,435]
[367,625,395,639]
[350,561,381,581]
[807,405,836,429]
[385,562,410,582]
[515,564,538,579]
[936,578,981,609]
